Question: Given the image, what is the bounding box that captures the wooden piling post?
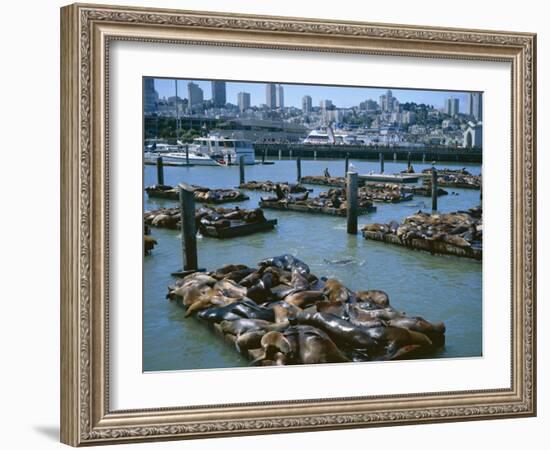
[262,149,266,164]
[239,155,245,185]
[422,153,426,163]
[156,156,164,185]
[185,145,189,166]
[431,166,438,211]
[346,171,358,234]
[379,152,384,173]
[179,184,198,271]
[407,152,412,169]
[314,150,317,160]
[278,149,282,160]
[393,152,397,162]
[345,153,349,175]
[296,155,302,182]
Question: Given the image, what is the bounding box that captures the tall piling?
[296,155,302,182]
[239,155,245,185]
[345,153,349,175]
[185,145,190,166]
[393,152,397,162]
[179,184,198,271]
[278,149,282,160]
[379,152,384,173]
[407,152,412,169]
[262,149,266,164]
[431,166,438,211]
[156,156,164,185]
[346,171,358,234]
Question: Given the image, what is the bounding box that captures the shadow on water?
[143,158,482,371]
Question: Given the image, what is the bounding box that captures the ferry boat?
[189,136,256,165]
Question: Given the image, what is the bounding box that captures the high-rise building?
[276,84,285,109]
[468,92,483,121]
[211,81,226,108]
[266,83,277,109]
[320,99,333,110]
[237,92,251,112]
[143,78,159,114]
[379,89,395,112]
[302,95,312,113]
[187,82,204,109]
[445,97,460,117]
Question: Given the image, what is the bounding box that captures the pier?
[253,143,482,163]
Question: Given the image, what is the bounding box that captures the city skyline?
[152,78,478,113]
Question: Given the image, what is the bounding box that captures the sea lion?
[389,317,446,347]
[323,279,350,303]
[235,330,266,353]
[213,279,248,299]
[198,299,275,323]
[259,254,310,275]
[284,290,325,308]
[297,311,432,360]
[355,290,390,308]
[290,268,310,291]
[144,235,157,255]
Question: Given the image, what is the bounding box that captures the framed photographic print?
[60,3,537,446]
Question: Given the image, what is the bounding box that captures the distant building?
[402,111,416,124]
[445,97,460,117]
[143,78,159,114]
[320,99,334,110]
[463,123,483,148]
[187,82,204,110]
[266,83,277,109]
[211,81,226,107]
[237,92,251,112]
[302,95,312,113]
[360,99,378,111]
[276,84,285,109]
[379,89,397,112]
[468,92,483,121]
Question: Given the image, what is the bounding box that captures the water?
[143,158,482,371]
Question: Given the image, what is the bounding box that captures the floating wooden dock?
[358,173,420,183]
[200,219,278,238]
[259,200,376,216]
[362,231,482,260]
[145,185,249,203]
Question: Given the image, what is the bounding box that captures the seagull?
[348,162,357,173]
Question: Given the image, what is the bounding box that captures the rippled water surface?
[143,158,482,371]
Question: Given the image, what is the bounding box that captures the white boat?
[187,136,255,165]
[159,151,221,166]
[302,127,336,145]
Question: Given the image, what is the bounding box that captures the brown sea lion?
[355,290,390,308]
[323,279,350,303]
[284,290,325,308]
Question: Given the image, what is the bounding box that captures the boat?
[187,135,256,165]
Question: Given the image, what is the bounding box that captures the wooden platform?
[358,173,420,183]
[259,201,376,216]
[362,230,482,260]
[200,219,277,238]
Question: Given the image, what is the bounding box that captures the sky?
[152,78,475,113]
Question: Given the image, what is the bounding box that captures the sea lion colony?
[260,187,375,213]
[239,180,309,193]
[166,255,446,365]
[145,184,249,203]
[362,207,482,253]
[364,182,449,198]
[144,206,269,232]
[422,168,481,190]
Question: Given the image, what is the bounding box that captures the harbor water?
[143,158,482,372]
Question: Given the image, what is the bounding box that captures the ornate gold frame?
[60,3,536,446]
